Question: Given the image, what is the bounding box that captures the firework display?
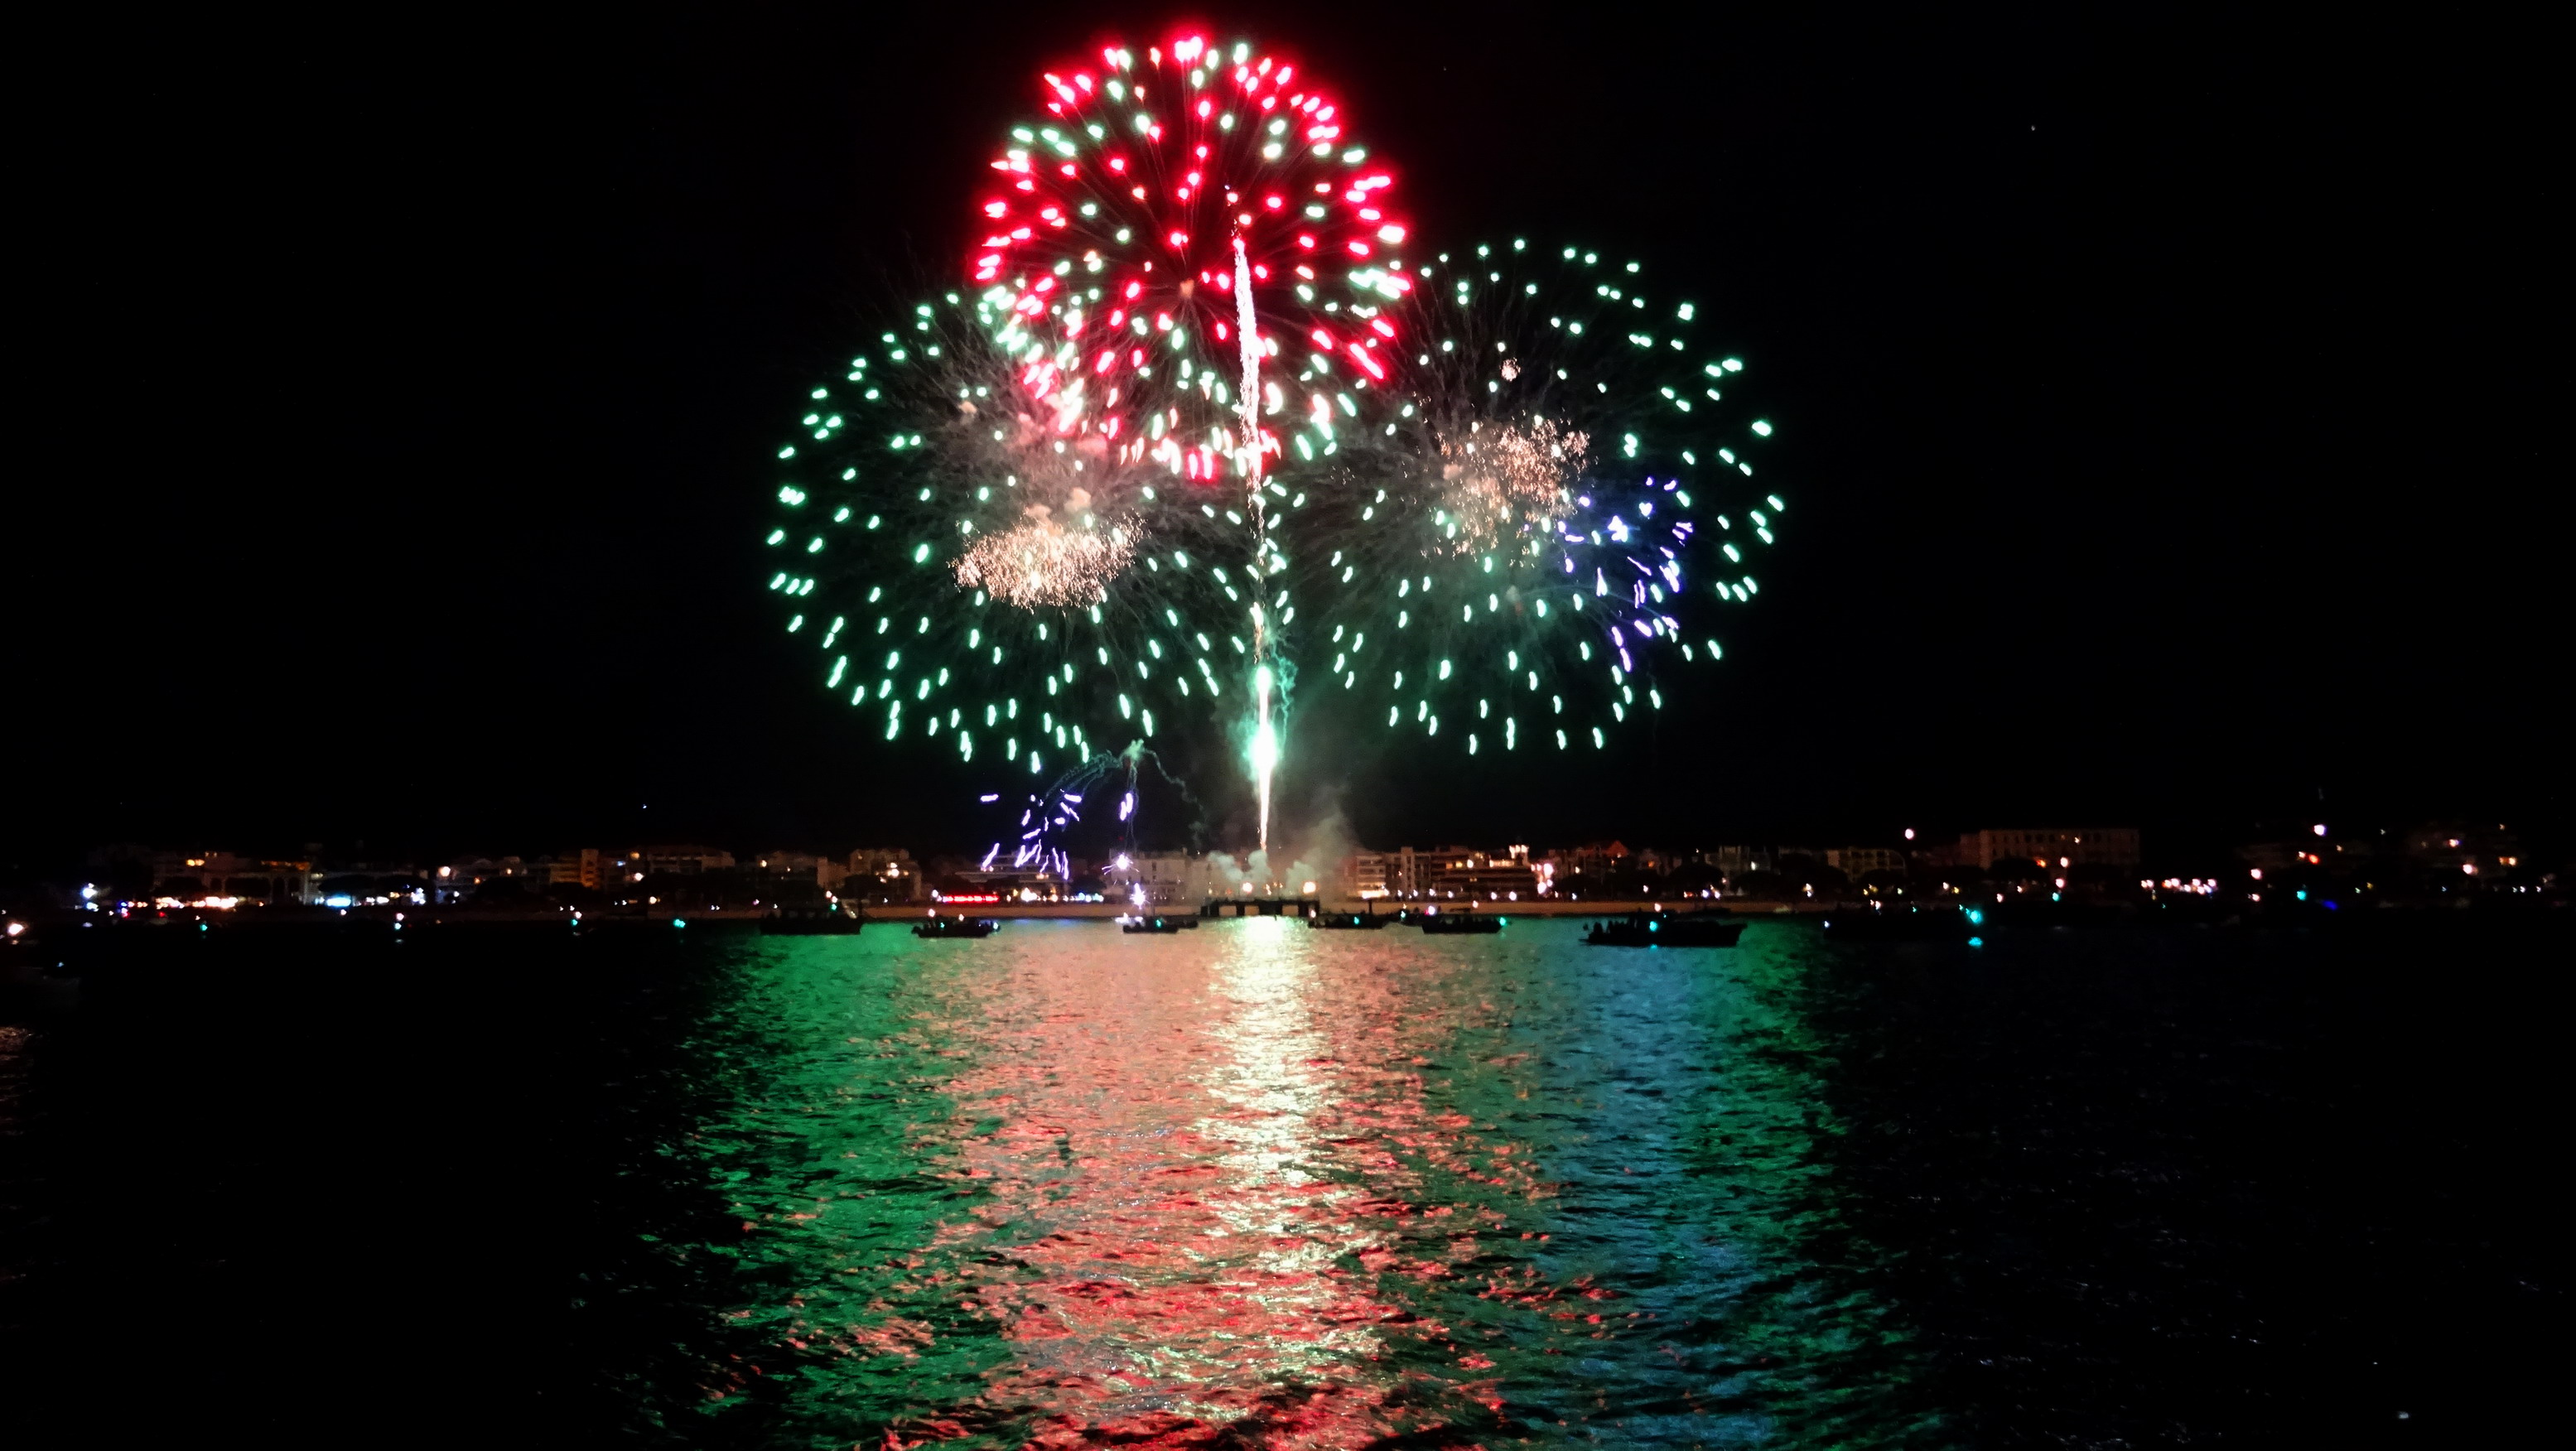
[762,297,1252,782]
[967,32,1416,845]
[973,745,1143,883]
[970,34,1412,469]
[1294,240,1782,757]
[764,33,1788,841]
[765,32,1421,850]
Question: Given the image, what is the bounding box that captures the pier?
[1198,896,1323,918]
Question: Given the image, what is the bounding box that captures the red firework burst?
[971,32,1412,483]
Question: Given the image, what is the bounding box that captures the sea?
[0,914,2560,1447]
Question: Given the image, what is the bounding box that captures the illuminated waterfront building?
[1918,828,2140,871]
[1108,852,1219,906]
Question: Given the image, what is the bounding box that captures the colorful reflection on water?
[576,918,1940,1447]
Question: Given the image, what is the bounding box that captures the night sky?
[14,6,2560,860]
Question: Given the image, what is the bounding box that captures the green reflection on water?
[1342,923,1947,1446]
[666,934,1012,1439]
[613,921,1942,1448]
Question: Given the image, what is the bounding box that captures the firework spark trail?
[979,745,1164,889]
[967,31,1412,848]
[1234,233,1281,851]
[1232,234,1266,475]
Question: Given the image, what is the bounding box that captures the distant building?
[637,845,736,875]
[1418,847,1540,901]
[1336,846,1537,900]
[1929,829,2140,871]
[846,849,924,902]
[1109,852,1214,906]
[441,856,538,886]
[1339,852,1392,899]
[1342,846,1430,898]
[752,850,851,891]
[152,851,318,904]
[548,848,605,889]
[432,855,584,901]
[1391,846,1425,897]
[1698,846,1773,876]
[1542,841,1632,891]
[1828,846,1908,878]
[2234,841,2315,876]
[2405,824,2521,880]
[945,868,1078,903]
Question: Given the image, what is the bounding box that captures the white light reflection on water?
[1197,918,1387,1370]
[931,919,1414,1441]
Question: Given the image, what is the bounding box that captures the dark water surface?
[3,918,2560,1446]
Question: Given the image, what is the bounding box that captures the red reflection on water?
[900,922,1503,1445]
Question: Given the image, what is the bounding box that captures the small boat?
[1308,909,1392,929]
[1417,909,1504,935]
[761,906,864,935]
[1121,915,1191,933]
[912,916,997,939]
[1585,912,1744,947]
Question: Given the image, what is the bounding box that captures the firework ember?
[1433,417,1589,555]
[953,509,1140,609]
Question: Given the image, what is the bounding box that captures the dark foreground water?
[2,917,2562,1446]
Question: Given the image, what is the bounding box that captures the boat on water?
[1120,914,1196,933]
[760,905,864,935]
[1308,909,1392,929]
[1416,909,1504,935]
[912,915,998,939]
[1585,911,1744,947]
